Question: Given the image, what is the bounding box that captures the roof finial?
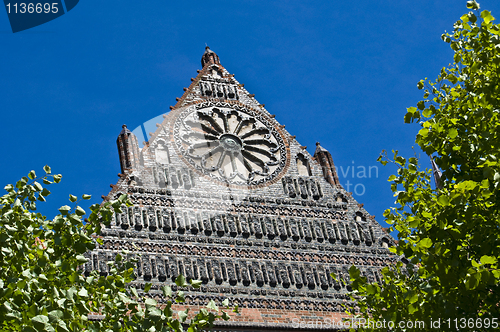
[315,142,328,153]
[119,124,132,135]
[201,45,220,67]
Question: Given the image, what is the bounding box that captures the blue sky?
[1,1,499,231]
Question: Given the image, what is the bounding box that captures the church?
[85,47,397,331]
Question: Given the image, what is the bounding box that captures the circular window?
[173,103,288,187]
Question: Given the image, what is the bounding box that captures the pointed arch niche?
[296,153,312,176]
[155,139,171,165]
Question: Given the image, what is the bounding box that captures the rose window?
[173,104,287,186]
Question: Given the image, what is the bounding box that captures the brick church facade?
[85,47,397,331]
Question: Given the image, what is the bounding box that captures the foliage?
[0,167,234,331]
[342,1,500,330]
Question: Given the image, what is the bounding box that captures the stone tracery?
[174,103,287,186]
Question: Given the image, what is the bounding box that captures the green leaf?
[3,301,12,313]
[78,288,88,298]
[480,255,497,265]
[28,170,36,180]
[480,179,490,188]
[169,320,180,331]
[437,195,450,206]
[69,194,77,202]
[176,290,185,303]
[349,265,361,279]
[32,315,49,328]
[144,283,152,293]
[408,217,419,228]
[408,291,418,304]
[13,198,21,208]
[17,176,28,188]
[75,206,86,216]
[53,174,62,183]
[366,284,378,295]
[190,279,202,289]
[222,298,229,307]
[466,273,480,290]
[175,274,188,287]
[57,321,70,332]
[48,310,63,323]
[67,286,77,301]
[33,181,43,191]
[131,287,139,298]
[481,10,495,23]
[418,238,433,249]
[149,307,162,318]
[466,0,479,10]
[82,194,91,200]
[145,298,157,307]
[43,165,51,174]
[418,128,429,137]
[162,285,172,297]
[221,311,230,321]
[58,205,71,215]
[407,106,417,114]
[457,180,478,191]
[206,300,218,311]
[178,308,189,322]
[76,255,88,263]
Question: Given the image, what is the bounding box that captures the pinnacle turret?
[116,124,140,174]
[201,46,220,68]
[313,142,340,187]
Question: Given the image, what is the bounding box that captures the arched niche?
[355,211,366,222]
[379,237,394,249]
[336,193,348,203]
[296,153,312,176]
[154,139,170,164]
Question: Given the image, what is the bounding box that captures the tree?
[0,166,233,331]
[343,1,500,331]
